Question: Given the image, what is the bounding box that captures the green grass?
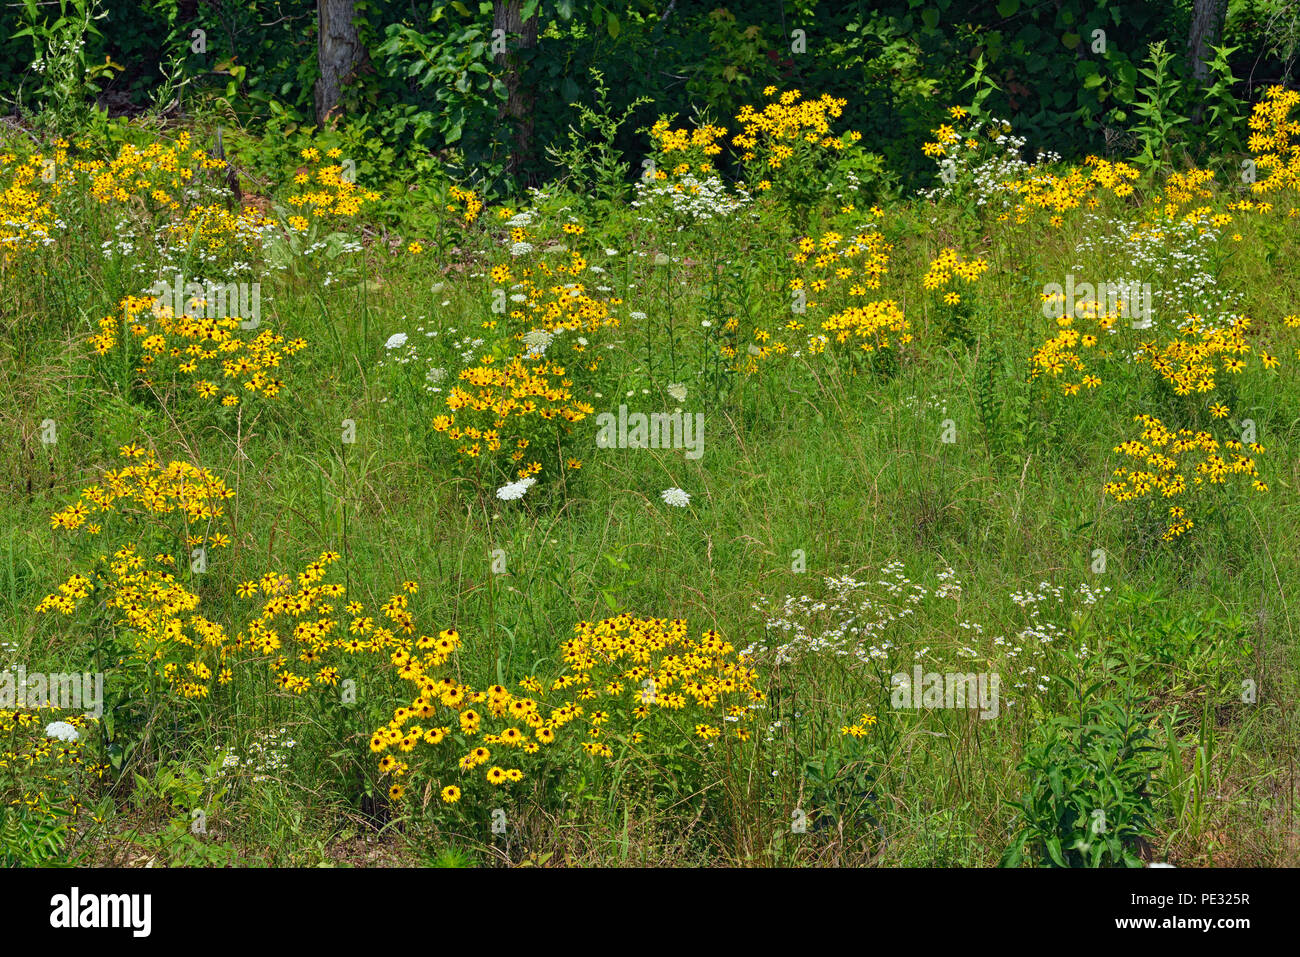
[2,121,1299,868]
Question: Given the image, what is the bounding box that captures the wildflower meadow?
[0,2,1298,906]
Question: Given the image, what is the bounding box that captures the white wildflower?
[45,721,79,742]
[660,487,691,508]
[496,477,538,501]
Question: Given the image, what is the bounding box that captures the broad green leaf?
[1046,836,1066,866]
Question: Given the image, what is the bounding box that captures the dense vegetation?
[2,1,1300,868]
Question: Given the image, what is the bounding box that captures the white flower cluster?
[205,728,297,785]
[99,220,137,261]
[45,721,80,742]
[995,582,1109,698]
[375,318,450,402]
[920,116,1062,212]
[521,328,554,357]
[497,477,537,501]
[2,217,60,248]
[935,566,963,600]
[1076,582,1110,605]
[901,393,946,415]
[660,487,691,508]
[31,32,86,75]
[748,567,1111,705]
[631,171,753,222]
[1073,207,1242,335]
[746,562,927,665]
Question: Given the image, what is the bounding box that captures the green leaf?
[996,0,1019,16]
[1045,835,1067,866]
[1048,767,1064,799]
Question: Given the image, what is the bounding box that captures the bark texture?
[316,0,364,125]
[494,0,539,179]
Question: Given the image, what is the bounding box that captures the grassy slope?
[2,131,1299,867]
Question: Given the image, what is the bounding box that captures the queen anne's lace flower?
[660,487,690,507]
[497,477,538,501]
[45,721,80,742]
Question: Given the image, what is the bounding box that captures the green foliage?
[372,4,504,157]
[545,69,651,207]
[1198,43,1247,157]
[118,759,239,865]
[1107,587,1254,705]
[959,52,1002,122]
[2,1,1299,871]
[425,844,476,867]
[975,339,1029,464]
[799,732,880,837]
[1130,41,1191,172]
[682,7,779,121]
[9,0,119,136]
[1,0,1284,197]
[1003,670,1161,867]
[0,803,83,865]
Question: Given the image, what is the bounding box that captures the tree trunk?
[1187,0,1228,123]
[316,0,364,125]
[494,0,539,181]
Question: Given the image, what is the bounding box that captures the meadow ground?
[3,90,1300,867]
